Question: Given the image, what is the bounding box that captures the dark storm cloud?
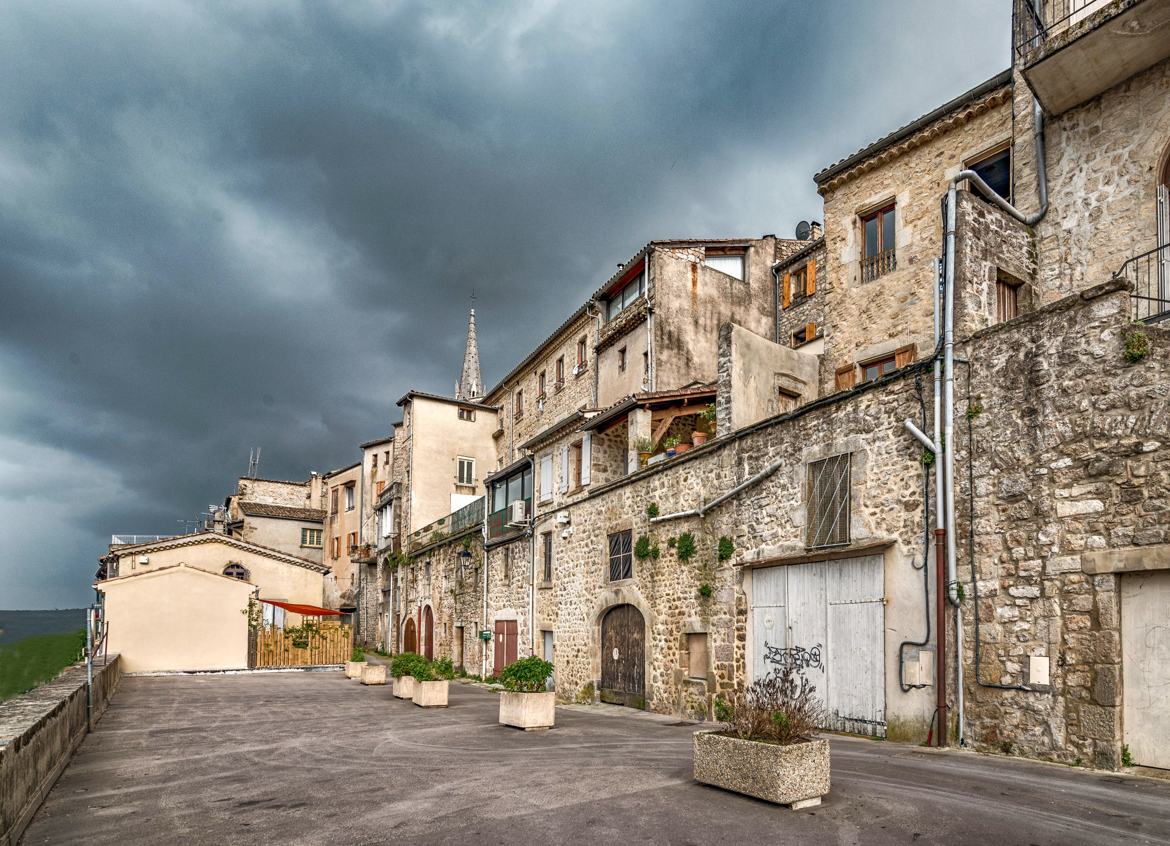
[0,0,1009,607]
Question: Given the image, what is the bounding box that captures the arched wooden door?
[403,617,417,653]
[600,604,645,708]
[423,606,434,660]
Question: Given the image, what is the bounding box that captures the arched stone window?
[223,562,250,580]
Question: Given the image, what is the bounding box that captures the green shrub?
[1124,328,1151,363]
[717,536,735,562]
[577,681,595,704]
[432,657,456,679]
[676,532,697,563]
[713,697,733,723]
[350,646,365,663]
[646,502,660,519]
[412,660,436,681]
[698,583,714,599]
[390,651,428,679]
[498,656,554,692]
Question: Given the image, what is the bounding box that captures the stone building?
[321,461,361,614]
[332,0,1170,773]
[222,475,326,565]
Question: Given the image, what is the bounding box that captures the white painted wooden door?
[752,555,886,736]
[1122,571,1170,769]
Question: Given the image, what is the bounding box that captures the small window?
[332,536,341,559]
[997,277,1021,322]
[539,454,553,503]
[301,528,323,548]
[618,347,627,373]
[384,450,390,465]
[223,562,250,580]
[538,370,547,399]
[345,484,355,511]
[861,204,896,282]
[968,146,1011,202]
[457,457,475,486]
[576,337,587,370]
[608,530,633,581]
[686,632,709,680]
[370,455,378,471]
[570,441,583,489]
[704,248,745,280]
[555,356,565,387]
[331,487,339,514]
[807,453,851,548]
[861,354,897,383]
[375,480,385,495]
[606,275,646,322]
[425,562,431,585]
[792,322,817,347]
[458,407,476,422]
[642,351,649,379]
[348,531,357,550]
[515,389,524,419]
[542,531,553,583]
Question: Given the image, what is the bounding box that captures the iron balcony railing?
[861,249,896,283]
[110,534,174,545]
[1014,0,1116,56]
[1116,243,1170,323]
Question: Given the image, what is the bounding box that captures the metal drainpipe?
[644,256,654,391]
[481,485,489,678]
[771,262,781,344]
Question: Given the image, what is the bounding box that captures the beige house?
[224,475,326,564]
[322,462,361,612]
[98,565,254,672]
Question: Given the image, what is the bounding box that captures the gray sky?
[0,0,1009,608]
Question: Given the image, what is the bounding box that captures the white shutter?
[540,455,553,502]
[559,446,569,493]
[580,433,591,486]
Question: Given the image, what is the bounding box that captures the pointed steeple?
[456,307,482,400]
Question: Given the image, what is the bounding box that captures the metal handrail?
[1115,242,1170,323]
[1015,0,1117,56]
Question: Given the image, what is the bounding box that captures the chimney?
[809,221,823,241]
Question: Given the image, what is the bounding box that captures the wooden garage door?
[600,604,645,708]
[1122,571,1170,769]
[752,555,886,737]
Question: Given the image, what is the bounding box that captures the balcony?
[487,498,531,543]
[1014,0,1170,115]
[861,249,896,284]
[1116,243,1170,322]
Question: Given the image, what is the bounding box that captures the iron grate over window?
[807,453,851,548]
[608,530,633,581]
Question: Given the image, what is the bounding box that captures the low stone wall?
[0,655,121,846]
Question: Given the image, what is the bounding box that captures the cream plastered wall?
[323,463,361,608]
[407,396,498,534]
[236,515,323,565]
[115,537,326,616]
[100,565,253,672]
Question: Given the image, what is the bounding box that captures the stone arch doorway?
[423,606,434,660]
[600,604,646,708]
[403,617,417,653]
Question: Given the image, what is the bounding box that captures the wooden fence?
[250,622,352,668]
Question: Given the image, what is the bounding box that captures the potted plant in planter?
[694,666,829,809]
[390,651,426,699]
[634,437,655,468]
[498,656,556,730]
[411,658,451,707]
[694,403,716,446]
[663,435,681,458]
[345,645,366,679]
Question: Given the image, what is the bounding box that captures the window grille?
[807,453,851,548]
[608,530,633,581]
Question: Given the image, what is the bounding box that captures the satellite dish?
[795,221,812,241]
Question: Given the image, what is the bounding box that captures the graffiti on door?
[763,642,824,673]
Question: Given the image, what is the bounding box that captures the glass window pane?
[507,473,522,504]
[882,210,895,252]
[865,216,878,257]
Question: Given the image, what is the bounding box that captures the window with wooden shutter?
[835,364,856,391]
[894,343,916,368]
[806,258,816,295]
[782,273,791,308]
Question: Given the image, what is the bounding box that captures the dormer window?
[606,274,645,322]
[703,246,746,280]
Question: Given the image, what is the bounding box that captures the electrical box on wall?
[903,648,935,687]
[1027,655,1051,687]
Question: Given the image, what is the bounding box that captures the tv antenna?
[247,447,262,479]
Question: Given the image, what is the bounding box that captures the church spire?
[456,307,482,401]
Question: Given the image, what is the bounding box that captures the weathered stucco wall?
[405,398,497,535]
[717,322,820,435]
[235,516,323,565]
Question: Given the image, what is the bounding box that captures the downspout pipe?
[953,96,1048,226]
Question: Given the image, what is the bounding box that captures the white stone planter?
[392,675,416,699]
[412,679,449,707]
[693,731,829,809]
[499,690,555,730]
[344,661,366,679]
[360,664,386,685]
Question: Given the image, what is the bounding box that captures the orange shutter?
[894,343,917,368]
[835,364,856,391]
[806,322,817,339]
[806,259,816,295]
[782,273,791,308]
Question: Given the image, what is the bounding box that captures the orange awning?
[259,599,344,617]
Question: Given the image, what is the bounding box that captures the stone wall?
[1012,60,1170,302]
[819,87,1012,393]
[0,656,121,846]
[775,241,826,358]
[954,189,1038,338]
[955,280,1170,768]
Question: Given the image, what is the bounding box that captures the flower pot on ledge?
[393,675,416,699]
[499,690,555,730]
[675,442,692,454]
[692,731,829,809]
[692,431,708,446]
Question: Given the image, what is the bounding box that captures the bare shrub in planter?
[694,666,830,808]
